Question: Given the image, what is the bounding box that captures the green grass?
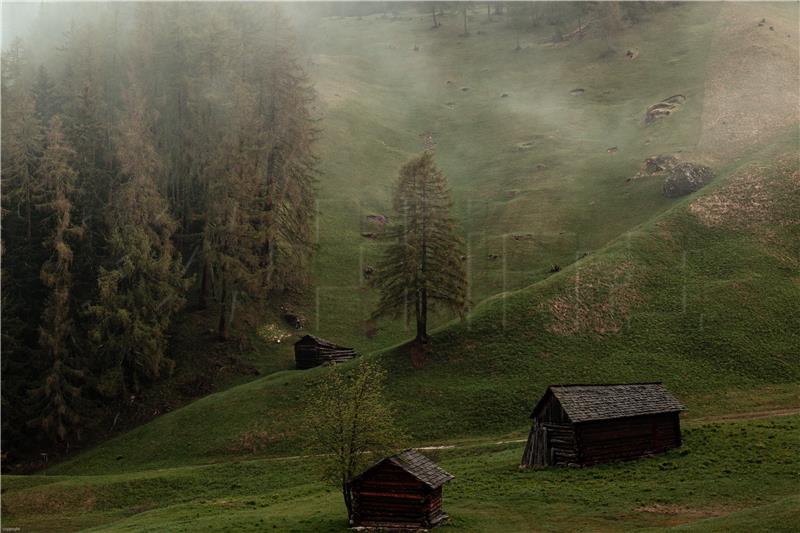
[287,2,726,354]
[3,416,799,532]
[4,4,799,532]
[39,135,799,477]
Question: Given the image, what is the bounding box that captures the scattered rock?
[363,265,375,279]
[501,93,509,98]
[516,141,534,150]
[607,146,618,154]
[769,26,774,31]
[445,102,456,108]
[461,87,470,92]
[549,264,561,273]
[535,163,548,171]
[366,214,389,226]
[625,49,639,60]
[361,232,377,239]
[570,88,585,96]
[645,94,686,125]
[511,233,533,241]
[662,162,714,198]
[282,311,305,330]
[644,154,679,174]
[487,253,500,260]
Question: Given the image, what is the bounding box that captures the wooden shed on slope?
[350,449,454,530]
[294,335,357,369]
[520,382,685,467]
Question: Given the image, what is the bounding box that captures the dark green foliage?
[88,78,188,396]
[28,116,85,443]
[372,152,467,343]
[1,4,319,449]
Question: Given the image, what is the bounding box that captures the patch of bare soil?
[690,408,800,424]
[541,260,643,336]
[698,4,800,158]
[688,154,800,265]
[636,503,735,525]
[645,95,686,125]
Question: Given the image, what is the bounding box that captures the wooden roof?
[354,449,454,489]
[294,334,350,349]
[532,382,685,423]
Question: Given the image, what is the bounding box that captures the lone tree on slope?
[304,362,404,523]
[371,151,468,345]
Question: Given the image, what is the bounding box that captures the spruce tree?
[203,79,263,341]
[372,152,468,344]
[88,77,188,396]
[257,6,319,294]
[29,116,85,443]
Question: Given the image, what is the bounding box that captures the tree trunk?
[25,187,33,244]
[199,260,209,309]
[432,4,438,27]
[218,270,228,341]
[342,478,353,523]
[416,287,428,344]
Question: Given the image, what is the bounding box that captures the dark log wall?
[351,462,445,528]
[521,394,682,468]
[295,343,357,369]
[575,412,682,465]
[521,394,578,467]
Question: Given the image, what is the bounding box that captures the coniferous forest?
[2,4,318,456]
[2,2,799,530]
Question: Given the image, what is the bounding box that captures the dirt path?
[687,407,800,424]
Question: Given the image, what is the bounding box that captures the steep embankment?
[49,134,800,475]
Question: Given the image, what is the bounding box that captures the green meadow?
[3,3,799,532]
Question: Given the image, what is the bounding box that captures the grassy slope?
[4,4,799,532]
[42,130,800,476]
[277,2,723,357]
[3,416,799,532]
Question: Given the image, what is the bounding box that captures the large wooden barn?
[350,449,454,530]
[520,382,685,467]
[294,335,357,369]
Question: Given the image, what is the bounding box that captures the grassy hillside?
[3,3,798,532]
[261,2,726,360]
[43,131,800,476]
[3,416,799,531]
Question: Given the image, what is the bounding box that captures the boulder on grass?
[662,162,714,198]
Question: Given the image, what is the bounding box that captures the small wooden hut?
[350,449,454,530]
[294,335,357,369]
[520,382,685,467]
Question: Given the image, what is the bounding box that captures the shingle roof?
[295,334,351,350]
[533,382,686,423]
[355,449,454,489]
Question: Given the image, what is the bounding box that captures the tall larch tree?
[87,76,189,397]
[372,152,468,344]
[257,7,319,295]
[28,116,85,443]
[204,73,268,341]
